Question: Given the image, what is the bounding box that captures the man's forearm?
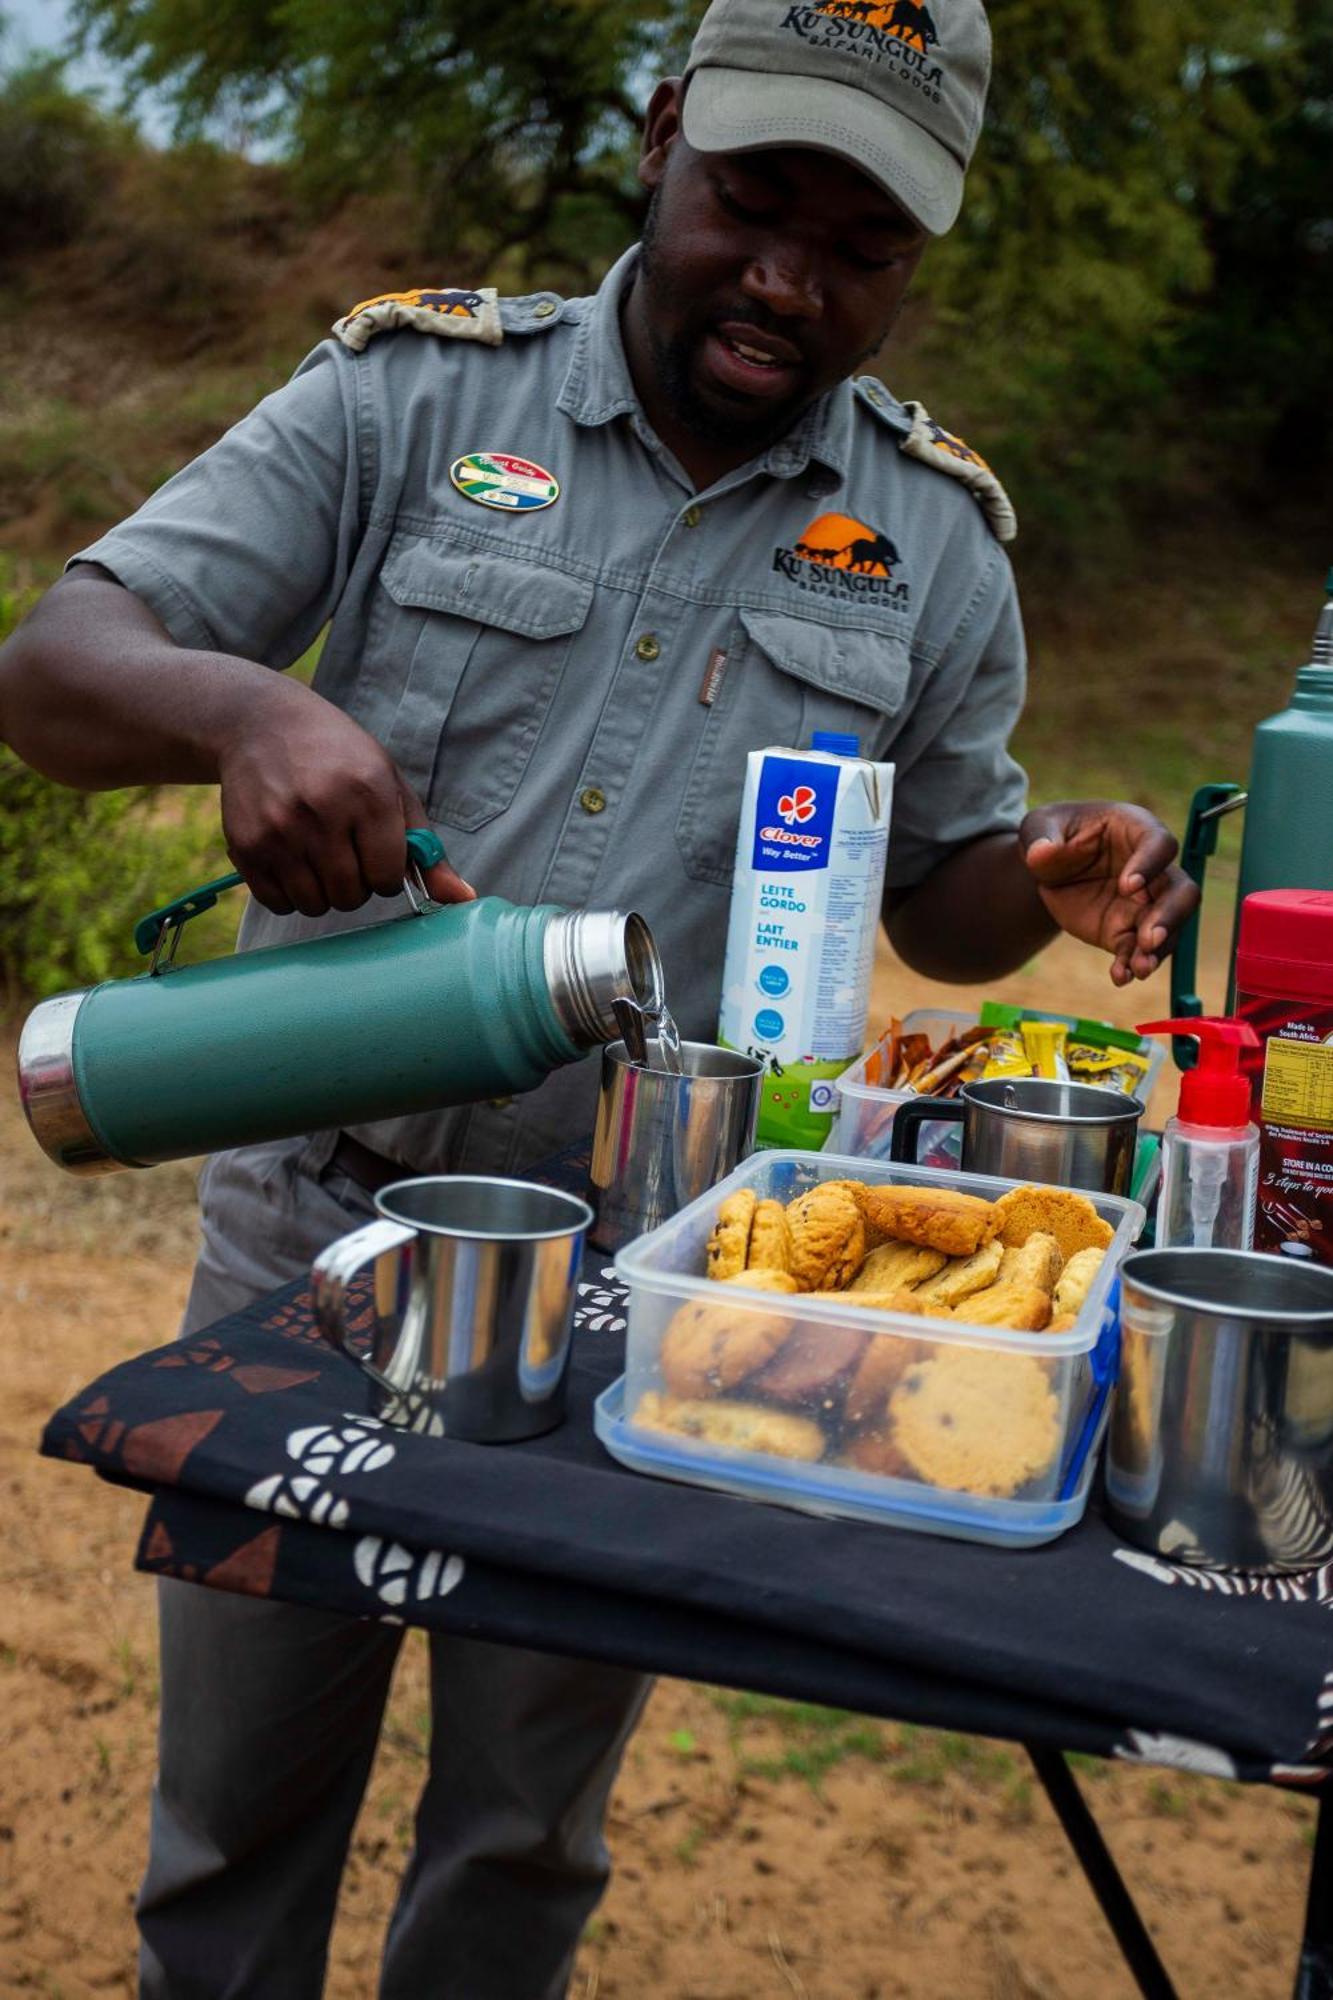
[0,568,286,790]
[884,830,1058,982]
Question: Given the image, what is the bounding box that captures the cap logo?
[813,0,938,53]
[782,0,945,96]
[773,511,910,604]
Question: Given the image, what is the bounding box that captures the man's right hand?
[217,676,475,916]
[0,566,475,917]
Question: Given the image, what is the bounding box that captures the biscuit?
[913,1239,1005,1309]
[854,1183,998,1258]
[993,1185,1113,1263]
[1047,1313,1078,1333]
[1053,1246,1106,1320]
[635,1391,826,1462]
[659,1278,794,1399]
[706,1189,757,1281]
[847,1241,947,1293]
[817,1178,889,1248]
[843,1331,927,1427]
[889,1347,1060,1496]
[998,1231,1064,1296]
[840,1427,915,1479]
[749,1323,868,1409]
[746,1198,794,1276]
[786,1183,867,1290]
[952,1282,1053,1332]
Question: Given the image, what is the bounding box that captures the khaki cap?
[682,0,992,236]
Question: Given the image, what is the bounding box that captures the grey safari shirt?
[73,245,1029,1182]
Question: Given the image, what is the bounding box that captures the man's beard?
[635,186,815,453]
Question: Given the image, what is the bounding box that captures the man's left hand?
[1019,802,1200,987]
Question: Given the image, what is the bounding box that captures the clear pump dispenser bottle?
[1138,1018,1261,1250]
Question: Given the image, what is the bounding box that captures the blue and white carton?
[718,734,893,1149]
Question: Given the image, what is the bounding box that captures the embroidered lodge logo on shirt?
[773,512,910,605]
[783,1,945,100]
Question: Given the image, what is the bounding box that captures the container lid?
[811,729,860,756]
[1238,889,1333,969]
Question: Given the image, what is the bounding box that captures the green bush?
[0,559,232,1004]
[0,53,123,257]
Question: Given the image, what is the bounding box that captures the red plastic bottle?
[1235,890,1333,1261]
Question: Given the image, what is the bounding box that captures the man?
[0,0,1196,1992]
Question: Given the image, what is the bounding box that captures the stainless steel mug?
[312,1176,592,1441]
[891,1077,1144,1195]
[1107,1247,1333,1571]
[588,1041,764,1251]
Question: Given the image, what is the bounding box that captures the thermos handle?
[889,1096,964,1165]
[1169,783,1246,1066]
[133,828,449,968]
[312,1216,419,1392]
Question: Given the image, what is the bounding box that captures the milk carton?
[719,732,894,1150]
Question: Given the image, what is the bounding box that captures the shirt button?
[579,786,607,815]
[682,505,702,529]
[532,299,558,319]
[634,633,661,662]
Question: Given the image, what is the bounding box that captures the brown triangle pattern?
[121,1409,225,1483]
[204,1526,281,1598]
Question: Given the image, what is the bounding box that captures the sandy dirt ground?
[0,924,1320,1998]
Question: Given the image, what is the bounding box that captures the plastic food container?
[830,1008,1167,1167]
[607,1152,1146,1547]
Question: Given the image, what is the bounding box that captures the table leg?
[1295,1788,1333,2000]
[1026,1745,1179,2000]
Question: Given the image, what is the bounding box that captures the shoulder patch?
[899,399,1017,543]
[333,286,502,353]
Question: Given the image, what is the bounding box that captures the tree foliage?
[60,0,1333,528]
[71,0,695,275]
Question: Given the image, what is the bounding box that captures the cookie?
[913,1239,1005,1309]
[952,1282,1053,1332]
[1052,1246,1106,1320]
[749,1323,868,1410]
[659,1274,795,1400]
[998,1231,1064,1296]
[846,1241,947,1293]
[993,1185,1113,1263]
[889,1347,1060,1496]
[854,1183,998,1258]
[706,1189,757,1280]
[746,1197,794,1276]
[843,1331,927,1427]
[635,1391,826,1462]
[840,1426,915,1478]
[785,1183,867,1291]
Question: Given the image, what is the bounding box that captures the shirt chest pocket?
[364,538,594,833]
[674,610,913,887]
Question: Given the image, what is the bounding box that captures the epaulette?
[898,398,1017,543]
[333,285,503,352]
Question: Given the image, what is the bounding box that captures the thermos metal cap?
[542,910,663,1048]
[17,988,119,1173]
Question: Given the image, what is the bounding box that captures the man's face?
[631,86,928,459]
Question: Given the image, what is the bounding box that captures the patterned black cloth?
[39,1243,1333,1786]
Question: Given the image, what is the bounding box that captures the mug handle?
[313,1217,418,1391]
[889,1097,964,1165]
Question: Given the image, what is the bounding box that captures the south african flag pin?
[450,451,560,512]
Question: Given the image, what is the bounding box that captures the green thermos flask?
[17,831,663,1174]
[1172,567,1333,1030]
